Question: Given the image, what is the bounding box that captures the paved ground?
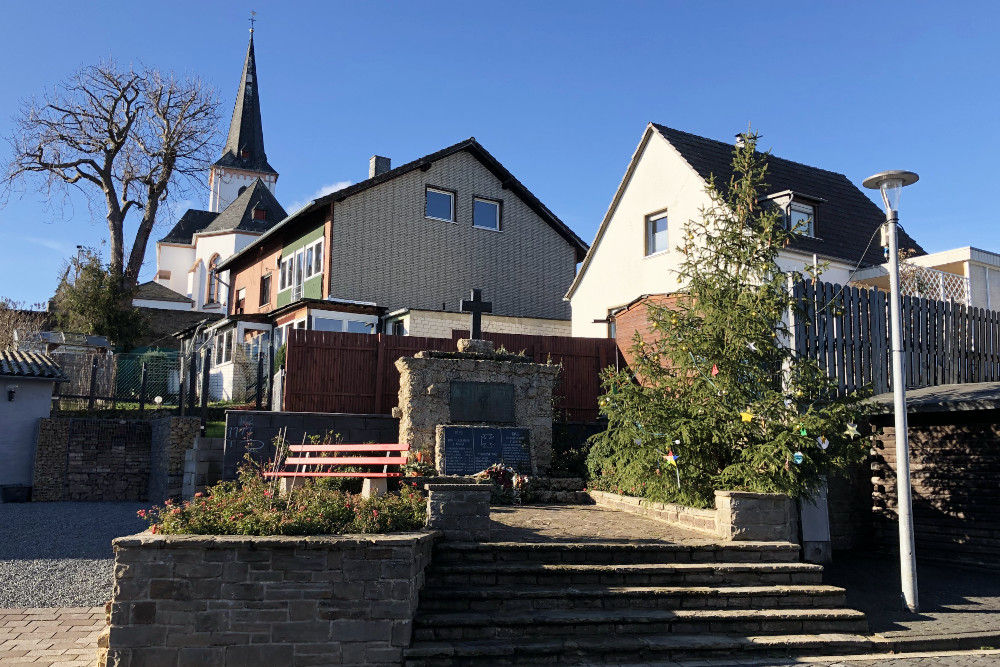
[0,608,104,666]
[490,503,718,543]
[2,503,999,665]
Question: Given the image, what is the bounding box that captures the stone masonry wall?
[589,489,799,543]
[149,417,201,503]
[33,418,152,502]
[396,350,561,475]
[403,310,571,339]
[31,419,71,501]
[872,419,1000,568]
[103,531,438,667]
[182,437,225,500]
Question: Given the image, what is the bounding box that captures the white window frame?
[788,202,816,237]
[278,239,325,294]
[473,197,501,231]
[425,187,455,222]
[645,211,669,257]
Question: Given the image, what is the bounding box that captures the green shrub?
[139,460,427,536]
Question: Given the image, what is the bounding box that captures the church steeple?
[209,26,279,213]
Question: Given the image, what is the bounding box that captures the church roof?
[212,34,277,176]
[201,178,287,236]
[160,209,218,244]
[134,281,193,304]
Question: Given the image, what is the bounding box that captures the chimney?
[369,156,391,178]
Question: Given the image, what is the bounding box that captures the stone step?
[425,561,825,588]
[418,584,847,612]
[403,632,874,666]
[412,607,868,642]
[433,540,800,565]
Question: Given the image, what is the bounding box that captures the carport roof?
[0,349,69,381]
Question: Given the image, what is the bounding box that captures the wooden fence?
[793,279,1000,395]
[282,329,620,422]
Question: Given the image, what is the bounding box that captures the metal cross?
[249,10,257,32]
[460,289,492,340]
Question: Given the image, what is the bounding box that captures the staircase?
[404,541,870,666]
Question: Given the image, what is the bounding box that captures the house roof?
[160,209,218,244]
[212,34,277,176]
[651,124,924,266]
[134,281,193,304]
[566,124,926,299]
[0,349,68,381]
[218,138,589,271]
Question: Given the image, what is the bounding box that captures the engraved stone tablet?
[442,426,531,475]
[449,382,515,423]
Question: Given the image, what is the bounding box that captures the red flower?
[150,524,159,534]
[194,492,204,498]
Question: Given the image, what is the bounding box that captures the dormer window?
[253,208,266,221]
[760,190,824,238]
[241,149,250,159]
[788,202,815,237]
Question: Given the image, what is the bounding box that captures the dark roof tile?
[0,349,68,380]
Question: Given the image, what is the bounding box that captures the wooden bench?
[264,442,410,497]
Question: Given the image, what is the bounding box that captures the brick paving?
[490,503,718,543]
[0,607,104,666]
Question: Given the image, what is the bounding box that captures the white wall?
[209,167,277,213]
[156,243,196,299]
[570,130,714,337]
[132,298,191,311]
[395,310,571,339]
[0,379,53,488]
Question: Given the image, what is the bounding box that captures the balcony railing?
[899,264,970,305]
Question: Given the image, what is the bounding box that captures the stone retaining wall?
[182,437,225,500]
[101,531,438,666]
[425,484,491,541]
[32,417,199,502]
[589,489,798,543]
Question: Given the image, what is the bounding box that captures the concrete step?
[412,608,869,641]
[417,584,847,612]
[403,632,874,666]
[433,541,800,565]
[425,562,825,588]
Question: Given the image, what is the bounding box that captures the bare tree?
[0,297,47,352]
[3,61,220,290]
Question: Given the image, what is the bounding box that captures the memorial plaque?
[450,382,515,423]
[442,426,531,475]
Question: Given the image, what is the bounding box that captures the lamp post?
[863,169,920,613]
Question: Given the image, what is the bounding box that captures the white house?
[143,30,286,313]
[0,350,67,495]
[566,124,925,337]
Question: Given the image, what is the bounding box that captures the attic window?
[788,202,815,237]
[253,208,266,221]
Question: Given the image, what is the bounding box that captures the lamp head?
[863,170,919,215]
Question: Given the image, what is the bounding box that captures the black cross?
[460,289,492,339]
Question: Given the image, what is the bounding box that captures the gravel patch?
[0,501,147,608]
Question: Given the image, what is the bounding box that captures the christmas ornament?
[662,450,681,488]
[793,451,804,465]
[747,342,758,352]
[844,423,860,439]
[798,425,808,436]
[816,436,830,450]
[711,364,719,376]
[740,411,754,423]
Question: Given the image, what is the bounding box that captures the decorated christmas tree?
[587,129,870,507]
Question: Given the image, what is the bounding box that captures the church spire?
[213,28,276,176]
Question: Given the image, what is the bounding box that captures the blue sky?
[1,1,997,305]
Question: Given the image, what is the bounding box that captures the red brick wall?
[612,294,682,370]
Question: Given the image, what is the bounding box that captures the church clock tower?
[208,28,278,213]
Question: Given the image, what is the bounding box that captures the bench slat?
[263,472,402,478]
[288,443,409,453]
[283,456,408,466]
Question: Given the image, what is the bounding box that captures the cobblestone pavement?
[823,551,1000,640]
[490,503,718,543]
[611,649,1000,666]
[0,607,104,666]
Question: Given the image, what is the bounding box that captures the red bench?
[264,442,410,497]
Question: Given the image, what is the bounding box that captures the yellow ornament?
[740,411,754,423]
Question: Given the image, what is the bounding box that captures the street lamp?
[863,169,919,613]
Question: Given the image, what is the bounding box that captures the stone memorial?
[394,289,561,476]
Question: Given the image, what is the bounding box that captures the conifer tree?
[587,130,869,507]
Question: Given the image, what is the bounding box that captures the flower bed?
[139,463,426,536]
